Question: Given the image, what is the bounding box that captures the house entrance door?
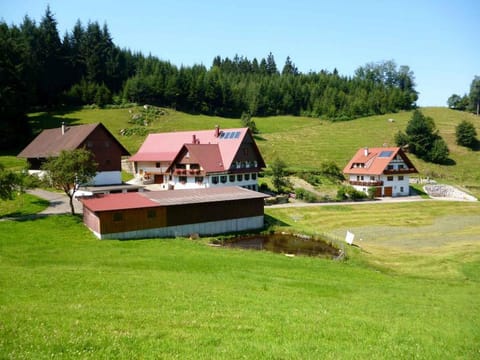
[154,174,164,184]
[384,187,393,197]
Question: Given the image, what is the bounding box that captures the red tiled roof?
[18,123,130,158]
[129,127,249,169]
[81,187,267,212]
[169,144,225,173]
[343,147,417,175]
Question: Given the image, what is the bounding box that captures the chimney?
[61,122,65,135]
[364,147,369,156]
[214,125,220,138]
[192,134,196,144]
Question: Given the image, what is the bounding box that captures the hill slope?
[25,106,480,195]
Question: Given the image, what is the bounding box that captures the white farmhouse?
[343,147,418,197]
[129,126,265,191]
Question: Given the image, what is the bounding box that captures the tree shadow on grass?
[264,214,290,228]
[441,158,457,166]
[253,134,267,142]
[28,108,82,134]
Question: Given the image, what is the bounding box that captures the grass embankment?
[0,193,49,218]
[1,200,480,358]
[22,106,480,197]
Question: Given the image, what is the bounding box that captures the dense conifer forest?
[0,7,418,150]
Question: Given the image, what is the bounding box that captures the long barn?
[81,187,266,239]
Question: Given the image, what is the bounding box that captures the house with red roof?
[129,126,266,191]
[18,123,130,186]
[343,147,418,197]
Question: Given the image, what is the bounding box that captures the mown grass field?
[1,199,480,359]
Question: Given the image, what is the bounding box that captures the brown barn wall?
[82,127,123,172]
[166,198,264,226]
[93,197,264,235]
[83,207,101,234]
[98,207,167,234]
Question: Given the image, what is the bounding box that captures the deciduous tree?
[0,163,21,200]
[41,149,97,215]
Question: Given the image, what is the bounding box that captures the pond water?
[222,233,339,258]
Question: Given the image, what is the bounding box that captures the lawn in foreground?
[1,205,479,359]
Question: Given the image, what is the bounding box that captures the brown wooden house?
[18,123,130,186]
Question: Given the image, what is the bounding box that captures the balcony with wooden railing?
[349,180,383,187]
[383,168,417,175]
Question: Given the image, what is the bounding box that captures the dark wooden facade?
[80,126,126,172]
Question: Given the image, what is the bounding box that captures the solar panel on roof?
[379,150,394,158]
[219,132,226,139]
[233,131,240,139]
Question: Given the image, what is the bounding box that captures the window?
[220,175,227,183]
[179,176,187,183]
[398,176,404,181]
[237,174,243,181]
[244,173,250,181]
[252,173,257,180]
[387,176,394,181]
[113,212,123,222]
[147,209,156,219]
[370,176,375,181]
[195,176,204,183]
[387,164,394,170]
[229,175,235,182]
[156,162,161,168]
[212,176,219,184]
[400,186,405,193]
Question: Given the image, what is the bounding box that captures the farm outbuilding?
[81,187,267,239]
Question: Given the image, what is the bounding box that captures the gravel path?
[27,189,83,215]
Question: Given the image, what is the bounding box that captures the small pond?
[220,233,340,258]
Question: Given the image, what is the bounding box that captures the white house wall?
[380,175,411,196]
[173,174,258,190]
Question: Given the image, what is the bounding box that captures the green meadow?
[1,107,480,358]
[1,199,480,359]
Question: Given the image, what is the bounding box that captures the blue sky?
[1,0,478,106]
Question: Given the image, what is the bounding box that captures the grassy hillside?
[10,106,480,197]
[2,107,479,358]
[1,201,479,359]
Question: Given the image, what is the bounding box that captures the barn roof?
[81,187,267,212]
[18,123,130,158]
[81,192,159,211]
[343,147,417,175]
[129,127,253,169]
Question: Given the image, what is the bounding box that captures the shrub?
[455,120,478,148]
[336,185,367,201]
[295,188,318,203]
